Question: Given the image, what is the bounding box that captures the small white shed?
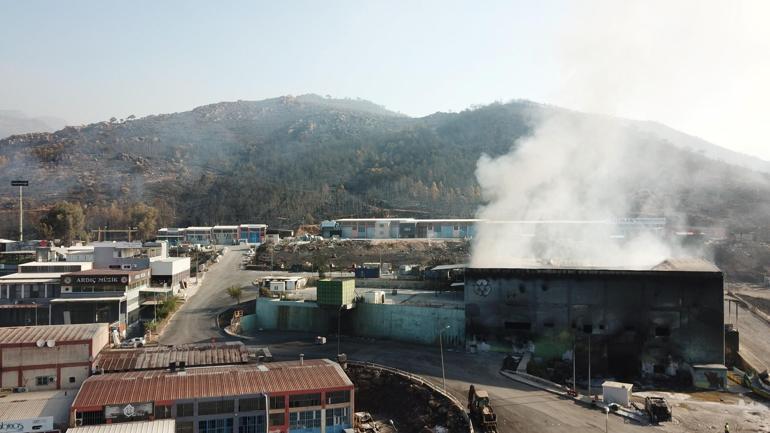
[602,381,633,407]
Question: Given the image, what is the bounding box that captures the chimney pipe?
[299,354,304,366]
[169,362,177,373]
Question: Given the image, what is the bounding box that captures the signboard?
[71,275,124,285]
[105,402,153,420]
[10,180,28,187]
[0,417,53,432]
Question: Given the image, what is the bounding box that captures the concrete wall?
[351,303,465,346]
[245,298,465,347]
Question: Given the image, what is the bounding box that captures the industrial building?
[0,323,109,391]
[464,259,724,380]
[70,359,355,433]
[0,389,76,433]
[0,261,92,326]
[56,268,151,327]
[156,224,267,246]
[212,226,239,245]
[156,228,186,246]
[94,342,250,373]
[321,217,668,240]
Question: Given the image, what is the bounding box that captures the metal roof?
[0,323,108,345]
[95,343,250,372]
[64,269,147,276]
[0,275,62,283]
[50,297,125,303]
[0,390,75,424]
[73,359,353,408]
[67,419,175,433]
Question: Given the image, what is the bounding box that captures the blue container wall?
[441,225,453,238]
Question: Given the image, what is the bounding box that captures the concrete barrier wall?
[243,298,465,346]
[351,303,465,346]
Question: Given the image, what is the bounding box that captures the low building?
[0,250,36,277]
[0,323,109,391]
[57,269,151,327]
[149,256,190,293]
[212,226,239,245]
[68,419,176,433]
[0,261,92,326]
[184,227,213,245]
[94,342,250,373]
[0,389,76,433]
[92,242,149,270]
[239,224,267,244]
[70,359,355,433]
[156,228,186,246]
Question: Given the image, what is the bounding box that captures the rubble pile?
[346,364,470,433]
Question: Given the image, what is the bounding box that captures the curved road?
[159,247,651,433]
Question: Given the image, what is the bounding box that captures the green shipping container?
[317,279,356,305]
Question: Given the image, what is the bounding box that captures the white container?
[364,290,386,304]
[270,281,286,292]
[602,381,633,407]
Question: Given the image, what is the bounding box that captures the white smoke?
[470,108,681,268]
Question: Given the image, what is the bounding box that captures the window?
[198,399,235,416]
[289,393,321,408]
[239,415,265,433]
[655,326,671,337]
[289,410,321,430]
[269,396,285,409]
[326,390,350,404]
[36,376,53,386]
[155,405,172,419]
[176,402,194,417]
[176,421,194,433]
[69,377,76,383]
[326,407,350,429]
[198,418,234,433]
[504,321,531,331]
[78,411,105,426]
[269,413,285,426]
[238,397,265,412]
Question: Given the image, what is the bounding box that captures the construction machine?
[468,385,498,433]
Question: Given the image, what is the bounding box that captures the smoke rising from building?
[470,109,687,268]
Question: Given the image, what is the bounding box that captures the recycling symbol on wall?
[473,279,491,297]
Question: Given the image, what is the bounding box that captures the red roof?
[0,323,107,346]
[72,359,353,408]
[95,343,250,372]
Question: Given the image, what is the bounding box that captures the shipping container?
[317,279,356,305]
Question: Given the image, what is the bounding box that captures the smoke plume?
[470,108,684,268]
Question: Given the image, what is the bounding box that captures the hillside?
[1,94,769,252]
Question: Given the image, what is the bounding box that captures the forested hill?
[1,94,769,240]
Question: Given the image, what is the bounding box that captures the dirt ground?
[256,239,471,271]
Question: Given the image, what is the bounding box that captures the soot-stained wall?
[465,267,724,377]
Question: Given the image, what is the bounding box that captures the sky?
[1,0,769,159]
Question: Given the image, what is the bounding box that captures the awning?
[140,300,164,305]
[50,297,125,303]
[140,287,173,293]
[0,304,40,309]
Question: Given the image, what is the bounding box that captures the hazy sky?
[1,0,768,159]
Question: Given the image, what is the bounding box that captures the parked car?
[121,337,146,348]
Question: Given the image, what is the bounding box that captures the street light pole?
[604,406,609,433]
[337,304,344,356]
[588,334,592,398]
[439,325,450,392]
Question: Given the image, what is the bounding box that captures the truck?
[644,396,672,424]
[468,385,498,433]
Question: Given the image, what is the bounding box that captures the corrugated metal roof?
[0,390,75,424]
[95,343,250,372]
[67,419,175,433]
[73,360,352,408]
[0,323,107,345]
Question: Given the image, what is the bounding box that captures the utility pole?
[11,180,28,241]
[573,339,577,394]
[439,325,450,392]
[588,334,592,398]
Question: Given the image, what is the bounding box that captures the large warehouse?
[465,258,724,380]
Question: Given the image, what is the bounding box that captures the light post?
[604,406,609,433]
[439,325,450,392]
[588,333,592,398]
[31,301,38,326]
[337,304,345,356]
[11,180,28,241]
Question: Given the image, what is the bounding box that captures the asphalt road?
[159,245,259,345]
[158,246,652,433]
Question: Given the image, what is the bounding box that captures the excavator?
[468,385,498,433]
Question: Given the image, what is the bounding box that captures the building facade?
[0,323,108,391]
[464,259,724,379]
[212,226,239,245]
[70,360,354,433]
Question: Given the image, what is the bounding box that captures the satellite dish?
[46,340,56,348]
[36,340,45,348]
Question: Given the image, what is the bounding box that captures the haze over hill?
[0,110,67,139]
[1,95,769,244]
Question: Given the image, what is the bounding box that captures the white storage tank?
[364,290,386,304]
[602,381,633,407]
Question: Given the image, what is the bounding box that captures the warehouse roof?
[0,323,107,346]
[72,359,353,408]
[67,419,175,433]
[468,257,721,274]
[63,268,148,276]
[0,390,75,425]
[95,343,250,372]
